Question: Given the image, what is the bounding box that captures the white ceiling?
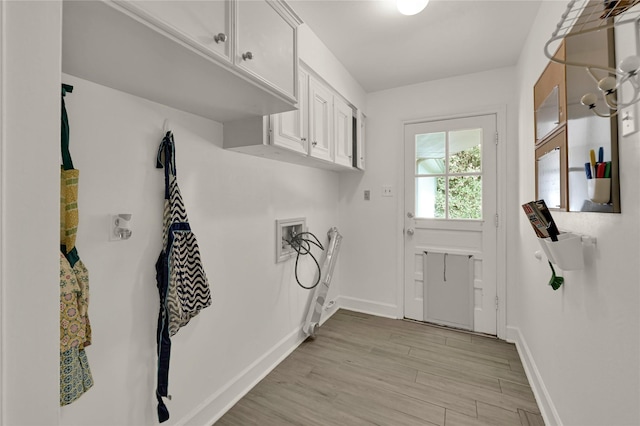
[288,0,542,93]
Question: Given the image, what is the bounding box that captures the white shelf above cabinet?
[62,0,299,123]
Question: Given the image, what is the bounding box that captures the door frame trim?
[396,105,507,339]
[0,1,5,419]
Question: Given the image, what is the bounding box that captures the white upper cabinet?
[224,64,364,172]
[130,0,231,62]
[308,75,333,162]
[270,67,308,154]
[62,0,300,123]
[334,96,353,167]
[236,0,298,101]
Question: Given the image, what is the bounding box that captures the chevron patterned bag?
[154,131,211,423]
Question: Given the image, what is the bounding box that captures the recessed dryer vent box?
[276,218,306,263]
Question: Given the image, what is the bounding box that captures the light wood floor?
[216,310,544,426]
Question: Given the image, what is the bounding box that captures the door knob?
[407,212,414,218]
[406,228,415,236]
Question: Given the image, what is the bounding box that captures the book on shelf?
[521,199,560,241]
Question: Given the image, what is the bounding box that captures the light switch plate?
[621,106,637,137]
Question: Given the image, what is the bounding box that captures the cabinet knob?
[242,51,253,61]
[301,137,307,142]
[312,141,318,147]
[348,155,352,159]
[213,33,227,44]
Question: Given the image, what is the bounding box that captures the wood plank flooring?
[216,310,543,426]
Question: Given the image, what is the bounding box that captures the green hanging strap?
[61,84,74,171]
[548,261,564,290]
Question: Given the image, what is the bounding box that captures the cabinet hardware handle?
[312,141,318,147]
[214,33,227,44]
[301,137,307,142]
[348,155,352,159]
[242,51,253,61]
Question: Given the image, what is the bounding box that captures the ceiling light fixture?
[397,0,429,16]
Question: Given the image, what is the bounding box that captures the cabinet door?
[236,0,297,101]
[534,41,565,144]
[129,0,230,62]
[357,113,366,170]
[334,97,353,167]
[308,76,333,162]
[270,68,308,154]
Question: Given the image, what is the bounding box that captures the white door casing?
[0,1,4,420]
[404,114,498,335]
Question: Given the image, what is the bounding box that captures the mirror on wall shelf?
[534,1,621,213]
[565,23,619,213]
[536,86,560,141]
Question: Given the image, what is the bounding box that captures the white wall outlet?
[382,185,393,197]
[276,218,306,263]
[324,299,336,310]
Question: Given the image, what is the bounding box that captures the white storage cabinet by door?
[333,96,353,167]
[308,75,333,162]
[270,67,308,154]
[129,0,231,62]
[236,0,298,102]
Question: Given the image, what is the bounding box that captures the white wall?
[0,4,365,423]
[298,24,367,110]
[338,67,518,318]
[55,74,341,425]
[1,2,62,424]
[512,2,640,425]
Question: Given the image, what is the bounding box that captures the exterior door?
[404,114,498,335]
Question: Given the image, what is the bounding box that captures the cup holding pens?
[588,177,611,204]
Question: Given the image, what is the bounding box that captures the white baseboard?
[337,296,399,319]
[506,326,562,426]
[179,308,340,426]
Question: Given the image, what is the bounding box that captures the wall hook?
[163,119,172,136]
[110,214,133,241]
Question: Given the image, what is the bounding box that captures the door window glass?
[415,129,483,219]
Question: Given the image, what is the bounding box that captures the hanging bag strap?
[156,131,177,200]
[61,84,74,171]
